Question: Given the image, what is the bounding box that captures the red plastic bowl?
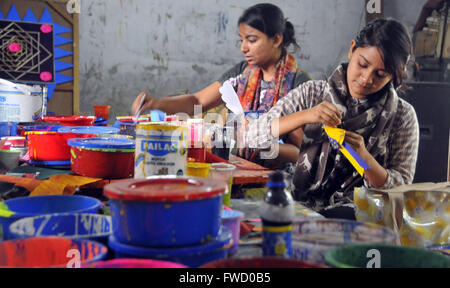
[26,132,96,161]
[41,116,96,126]
[70,147,134,179]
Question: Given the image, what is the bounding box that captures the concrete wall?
[78,0,426,120]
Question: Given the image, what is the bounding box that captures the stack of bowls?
[103,176,232,267]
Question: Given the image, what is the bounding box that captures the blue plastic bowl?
[0,195,102,241]
[8,213,112,244]
[108,226,232,268]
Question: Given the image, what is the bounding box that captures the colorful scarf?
[236,52,299,162]
[293,64,399,211]
[236,52,299,113]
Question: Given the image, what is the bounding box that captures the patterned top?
[245,77,419,192]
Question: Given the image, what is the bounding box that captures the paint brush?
[135,92,147,123]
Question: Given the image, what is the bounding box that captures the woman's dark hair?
[238,3,298,50]
[353,18,412,88]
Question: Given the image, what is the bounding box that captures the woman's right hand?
[305,101,342,127]
[131,90,159,114]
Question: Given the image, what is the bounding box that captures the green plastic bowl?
[325,244,450,268]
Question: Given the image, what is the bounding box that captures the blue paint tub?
[8,213,112,244]
[0,237,108,268]
[103,176,227,247]
[108,226,232,267]
[0,195,102,241]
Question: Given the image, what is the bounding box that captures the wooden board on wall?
[0,0,79,115]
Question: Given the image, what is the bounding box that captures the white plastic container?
[0,79,45,122]
[134,122,188,178]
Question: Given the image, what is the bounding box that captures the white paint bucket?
[0,79,45,122]
[134,122,188,178]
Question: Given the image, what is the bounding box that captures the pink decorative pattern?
[8,42,21,53]
[40,71,53,82]
[40,24,53,34]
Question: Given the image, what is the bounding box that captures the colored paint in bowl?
[187,162,211,178]
[291,219,398,265]
[103,176,227,247]
[107,226,232,267]
[220,209,244,256]
[0,195,102,241]
[68,137,135,179]
[0,237,108,268]
[325,244,450,268]
[8,213,112,244]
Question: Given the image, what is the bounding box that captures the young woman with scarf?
[245,18,419,217]
[131,3,311,165]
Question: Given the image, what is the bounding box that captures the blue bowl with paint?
[0,195,102,241]
[108,226,232,267]
[103,176,227,247]
[8,213,112,244]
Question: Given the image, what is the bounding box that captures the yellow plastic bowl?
[187,162,211,178]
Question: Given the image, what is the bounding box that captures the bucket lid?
[57,126,119,135]
[104,176,227,202]
[28,160,71,166]
[42,116,96,122]
[67,137,135,150]
[107,226,232,258]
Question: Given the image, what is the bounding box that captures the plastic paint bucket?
[0,79,44,122]
[291,219,398,265]
[0,122,18,137]
[26,131,96,161]
[0,195,102,241]
[93,105,111,121]
[57,126,120,135]
[325,244,450,268]
[103,176,227,247]
[0,237,108,268]
[41,116,97,126]
[68,138,135,179]
[187,162,211,178]
[8,213,112,244]
[107,226,232,268]
[220,209,244,256]
[134,122,188,178]
[209,163,235,207]
[200,257,328,268]
[83,258,188,268]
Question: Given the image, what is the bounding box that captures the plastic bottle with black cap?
[259,171,295,258]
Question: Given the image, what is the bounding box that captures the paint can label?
[262,225,292,258]
[134,123,188,178]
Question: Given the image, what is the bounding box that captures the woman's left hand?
[344,131,369,159]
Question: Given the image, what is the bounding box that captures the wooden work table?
[228,154,274,185]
